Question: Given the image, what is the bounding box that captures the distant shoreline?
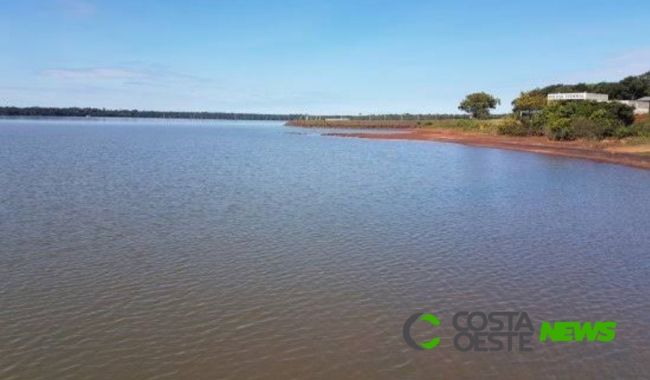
[0,107,300,121]
[0,115,288,122]
[286,120,650,170]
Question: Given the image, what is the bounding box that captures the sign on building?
[547,93,609,102]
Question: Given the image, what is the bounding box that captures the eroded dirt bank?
[322,129,650,170]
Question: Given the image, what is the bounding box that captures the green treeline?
[0,106,503,122]
[0,107,303,121]
[532,71,650,100]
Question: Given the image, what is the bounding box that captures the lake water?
[1,118,649,379]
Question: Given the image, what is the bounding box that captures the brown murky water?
[1,119,649,379]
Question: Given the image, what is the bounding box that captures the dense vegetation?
[501,71,650,141]
[504,101,636,140]
[631,115,650,140]
[541,101,636,140]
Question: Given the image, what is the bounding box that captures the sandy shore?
[322,129,650,170]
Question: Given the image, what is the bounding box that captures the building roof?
[637,96,650,102]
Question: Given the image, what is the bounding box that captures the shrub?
[570,117,601,139]
[452,119,481,131]
[631,119,650,137]
[477,121,499,134]
[497,118,528,136]
[416,119,483,131]
[540,101,635,140]
[544,118,575,140]
[612,126,636,139]
[570,117,622,139]
[521,115,545,136]
[604,102,635,126]
[542,101,635,125]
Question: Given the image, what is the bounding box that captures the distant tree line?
[0,106,487,121]
[0,106,305,121]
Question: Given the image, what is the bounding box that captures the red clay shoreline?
[320,129,650,171]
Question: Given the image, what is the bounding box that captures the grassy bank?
[286,119,421,129]
[285,118,503,132]
[288,116,650,165]
[626,115,650,145]
[288,114,650,142]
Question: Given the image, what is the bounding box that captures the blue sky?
[1,0,649,114]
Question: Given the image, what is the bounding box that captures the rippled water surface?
[1,118,649,379]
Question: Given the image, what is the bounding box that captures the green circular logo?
[403,313,441,350]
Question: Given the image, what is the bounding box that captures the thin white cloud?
[36,65,219,110]
[39,64,217,93]
[41,68,144,79]
[55,0,95,18]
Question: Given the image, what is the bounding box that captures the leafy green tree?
[511,91,548,135]
[619,75,650,100]
[458,92,501,119]
[512,91,547,114]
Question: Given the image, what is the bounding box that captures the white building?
[547,92,609,102]
[617,98,650,115]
